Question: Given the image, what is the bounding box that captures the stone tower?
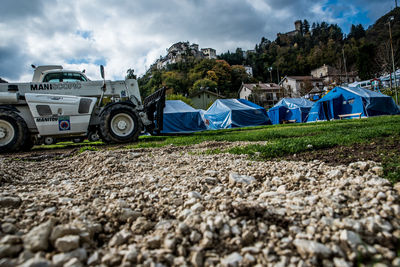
[294,20,302,32]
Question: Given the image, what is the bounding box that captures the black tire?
[0,109,28,153]
[99,104,142,144]
[21,135,35,151]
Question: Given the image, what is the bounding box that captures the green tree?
[303,20,310,34]
[212,60,232,95]
[126,68,137,79]
[231,65,251,90]
[162,71,185,94]
[190,78,217,95]
[166,94,193,106]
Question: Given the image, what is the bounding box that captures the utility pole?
[277,66,280,84]
[342,48,348,83]
[389,16,398,104]
[268,67,273,83]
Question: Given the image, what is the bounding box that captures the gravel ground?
[0,145,399,266]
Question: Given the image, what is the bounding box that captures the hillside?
[138,8,400,98]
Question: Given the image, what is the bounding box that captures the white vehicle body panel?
[0,80,142,106]
[25,93,97,136]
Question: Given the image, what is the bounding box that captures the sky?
[0,0,395,82]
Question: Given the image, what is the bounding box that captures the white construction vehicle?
[0,65,165,152]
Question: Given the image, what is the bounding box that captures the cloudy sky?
[0,0,395,82]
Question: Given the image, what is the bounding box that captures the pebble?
[293,239,332,258]
[0,196,21,208]
[221,252,243,267]
[24,219,55,252]
[339,230,362,247]
[1,223,17,234]
[229,173,256,184]
[55,235,80,252]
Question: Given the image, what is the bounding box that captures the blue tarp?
[307,86,400,122]
[162,100,207,133]
[204,99,270,129]
[268,98,314,124]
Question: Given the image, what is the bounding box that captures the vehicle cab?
[31,65,90,83]
[41,70,90,83]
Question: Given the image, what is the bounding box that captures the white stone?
[376,192,386,200]
[277,185,286,193]
[55,235,80,252]
[339,230,362,247]
[221,252,243,267]
[188,191,202,199]
[333,258,351,267]
[64,257,83,267]
[229,173,256,185]
[52,248,87,266]
[328,169,342,179]
[109,229,131,247]
[24,219,55,252]
[293,239,332,258]
[191,203,204,213]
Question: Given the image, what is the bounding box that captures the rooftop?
[285,76,323,81]
[241,83,281,90]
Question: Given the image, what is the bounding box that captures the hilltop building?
[201,48,217,59]
[155,42,217,70]
[277,20,302,38]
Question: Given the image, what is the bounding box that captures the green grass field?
[35,115,400,182]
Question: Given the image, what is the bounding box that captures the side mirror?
[100,65,105,79]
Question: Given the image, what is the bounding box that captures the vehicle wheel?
[0,109,28,153]
[44,137,56,145]
[88,131,100,142]
[73,137,85,143]
[99,104,142,143]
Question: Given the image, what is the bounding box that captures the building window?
[207,94,210,98]
[198,95,201,99]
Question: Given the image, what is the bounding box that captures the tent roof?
[322,86,391,101]
[164,100,198,114]
[273,98,314,109]
[207,99,265,112]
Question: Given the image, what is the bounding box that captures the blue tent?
[268,98,314,124]
[162,100,207,133]
[307,86,400,122]
[204,99,270,129]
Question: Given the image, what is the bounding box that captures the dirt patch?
[284,136,400,166]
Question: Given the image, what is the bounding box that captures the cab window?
[43,72,88,82]
[42,73,63,82]
[63,72,88,82]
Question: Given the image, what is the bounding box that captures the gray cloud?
[0,0,394,81]
[0,44,28,80]
[0,0,46,22]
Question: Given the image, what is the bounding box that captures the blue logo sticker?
[58,116,70,131]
